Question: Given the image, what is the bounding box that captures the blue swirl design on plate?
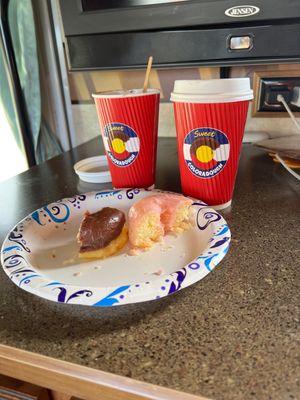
[94,285,130,307]
[3,254,28,268]
[43,281,63,287]
[195,207,222,230]
[2,248,37,284]
[196,232,230,271]
[54,287,93,303]
[32,202,70,225]
[222,243,230,255]
[19,274,41,287]
[210,237,230,248]
[1,245,23,253]
[168,268,187,294]
[68,194,86,203]
[8,229,30,252]
[126,188,140,199]
[215,225,229,236]
[95,190,122,199]
[192,201,208,208]
[67,195,86,209]
[197,253,221,271]
[43,204,70,223]
[9,267,36,279]
[188,262,201,270]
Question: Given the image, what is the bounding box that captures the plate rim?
[1,189,231,307]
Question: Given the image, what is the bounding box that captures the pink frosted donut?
[128,193,193,249]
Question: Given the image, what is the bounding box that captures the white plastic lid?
[74,156,111,183]
[170,78,253,103]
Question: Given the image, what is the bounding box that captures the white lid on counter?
[74,156,111,183]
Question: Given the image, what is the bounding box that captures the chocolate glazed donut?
[78,207,126,253]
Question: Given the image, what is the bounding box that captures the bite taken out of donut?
[128,193,193,251]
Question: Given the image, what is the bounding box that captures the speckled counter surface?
[0,139,299,400]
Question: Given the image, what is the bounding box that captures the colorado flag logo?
[103,123,140,167]
[183,127,230,178]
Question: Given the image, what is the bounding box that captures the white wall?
[72,103,300,147]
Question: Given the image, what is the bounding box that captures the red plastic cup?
[171,79,253,209]
[93,89,160,188]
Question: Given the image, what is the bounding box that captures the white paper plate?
[1,189,231,307]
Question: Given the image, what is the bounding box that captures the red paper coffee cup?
[171,79,253,209]
[93,89,160,188]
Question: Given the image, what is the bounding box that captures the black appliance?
[59,0,300,70]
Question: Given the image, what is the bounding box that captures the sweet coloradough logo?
[183,127,230,179]
[103,123,140,167]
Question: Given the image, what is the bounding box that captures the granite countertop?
[0,138,299,400]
